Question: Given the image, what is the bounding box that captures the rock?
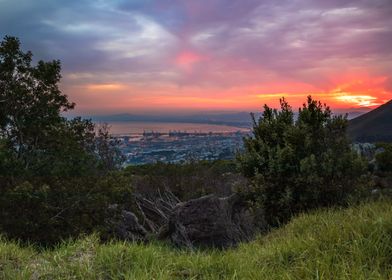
[371,188,381,195]
[105,205,147,242]
[163,194,257,249]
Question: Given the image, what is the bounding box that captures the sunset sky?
[1,0,391,115]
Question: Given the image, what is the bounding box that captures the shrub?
[0,36,129,245]
[0,173,133,245]
[375,143,392,173]
[125,160,240,200]
[237,96,368,225]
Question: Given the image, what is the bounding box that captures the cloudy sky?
[1,0,391,114]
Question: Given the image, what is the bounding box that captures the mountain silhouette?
[348,100,392,143]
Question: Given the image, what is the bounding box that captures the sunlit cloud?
[86,83,127,91]
[335,95,380,107]
[1,0,391,114]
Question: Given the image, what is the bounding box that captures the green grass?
[1,200,392,279]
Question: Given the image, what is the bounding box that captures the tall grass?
[1,200,392,279]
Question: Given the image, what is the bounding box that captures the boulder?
[105,205,147,242]
[161,194,257,249]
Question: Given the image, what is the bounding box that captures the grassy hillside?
[1,200,392,279]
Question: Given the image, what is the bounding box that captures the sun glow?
[335,95,380,107]
[65,75,390,114]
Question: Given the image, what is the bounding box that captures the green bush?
[0,173,133,245]
[237,96,368,225]
[375,143,392,173]
[125,160,240,200]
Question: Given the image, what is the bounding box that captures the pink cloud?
[175,51,205,71]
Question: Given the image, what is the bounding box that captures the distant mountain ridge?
[86,112,259,128]
[79,106,373,132]
[348,100,392,143]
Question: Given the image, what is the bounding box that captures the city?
[115,130,249,165]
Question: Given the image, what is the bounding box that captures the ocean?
[98,121,250,135]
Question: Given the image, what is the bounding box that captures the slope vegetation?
[1,200,392,279]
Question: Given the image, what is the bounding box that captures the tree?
[0,36,130,244]
[0,36,123,176]
[95,123,125,172]
[238,96,367,225]
[0,36,75,168]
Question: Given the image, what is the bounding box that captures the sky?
[1,0,392,115]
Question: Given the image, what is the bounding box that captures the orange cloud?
[329,75,390,107]
[63,73,391,115]
[335,95,379,107]
[253,75,390,109]
[86,83,127,91]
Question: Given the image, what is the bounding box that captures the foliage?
[375,143,392,173]
[125,160,241,200]
[95,123,125,172]
[0,139,23,177]
[0,36,123,177]
[1,200,392,279]
[0,173,133,245]
[0,36,128,245]
[0,36,74,169]
[237,96,367,225]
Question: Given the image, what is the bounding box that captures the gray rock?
[106,205,147,242]
[162,194,257,249]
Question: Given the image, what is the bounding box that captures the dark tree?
[0,36,75,168]
[0,36,123,176]
[0,36,130,245]
[238,96,367,225]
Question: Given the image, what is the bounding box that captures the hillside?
[1,200,392,279]
[348,100,392,142]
